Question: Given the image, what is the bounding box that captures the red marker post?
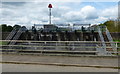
[48,4,52,24]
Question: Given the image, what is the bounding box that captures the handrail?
[9,27,27,45]
[1,40,118,43]
[1,40,119,55]
[105,27,117,53]
[97,26,107,54]
[5,28,17,40]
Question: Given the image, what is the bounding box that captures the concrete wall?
[1,32,120,40]
[111,32,120,40]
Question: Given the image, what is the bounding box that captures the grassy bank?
[113,40,120,53]
[113,40,120,42]
[0,41,8,45]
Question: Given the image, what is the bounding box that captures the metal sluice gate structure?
[1,24,119,56]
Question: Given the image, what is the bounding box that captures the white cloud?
[2,0,119,2]
[0,2,118,28]
[62,5,98,23]
[93,17,108,24]
[52,17,65,24]
[63,11,84,21]
[81,5,98,20]
[100,6,118,19]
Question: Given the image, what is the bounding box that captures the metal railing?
[5,28,17,40]
[9,27,27,45]
[97,26,107,55]
[105,27,117,53]
[0,40,119,56]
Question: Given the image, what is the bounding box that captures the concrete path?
[1,54,118,67]
[2,64,118,72]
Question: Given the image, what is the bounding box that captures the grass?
[113,40,120,42]
[113,39,120,47]
[0,41,8,45]
[113,40,120,55]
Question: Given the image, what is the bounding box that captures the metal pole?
[49,8,51,24]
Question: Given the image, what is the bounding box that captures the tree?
[13,25,21,30]
[0,25,2,32]
[1,24,8,32]
[0,24,13,32]
[99,20,119,32]
[7,25,13,32]
[0,24,28,32]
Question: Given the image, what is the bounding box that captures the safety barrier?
[0,40,119,56]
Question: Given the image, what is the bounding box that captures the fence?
[0,40,119,56]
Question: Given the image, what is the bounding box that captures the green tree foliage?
[104,20,116,32]
[13,25,21,30]
[1,24,8,32]
[7,25,13,32]
[118,21,120,32]
[99,20,120,32]
[1,24,13,32]
[0,24,21,32]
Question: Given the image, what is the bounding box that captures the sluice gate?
[2,24,118,56]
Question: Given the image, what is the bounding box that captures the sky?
[0,0,119,28]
